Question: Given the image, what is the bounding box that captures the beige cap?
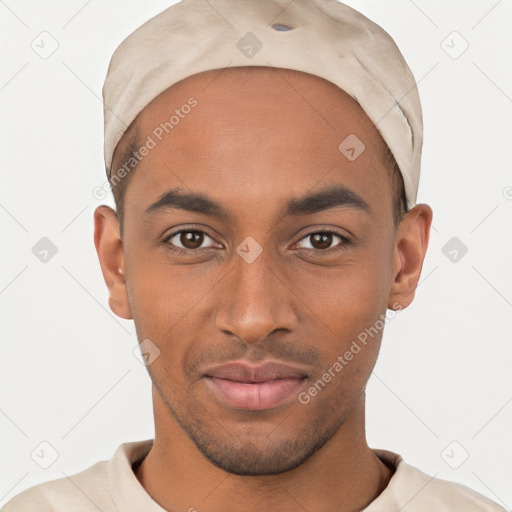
[102,0,423,209]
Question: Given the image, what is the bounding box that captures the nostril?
[271,23,293,31]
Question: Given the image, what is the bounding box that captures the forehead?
[134,66,387,155]
[123,66,392,218]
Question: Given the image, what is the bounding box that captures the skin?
[94,66,432,512]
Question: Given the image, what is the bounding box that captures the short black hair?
[108,121,140,236]
[384,144,408,227]
[109,123,408,237]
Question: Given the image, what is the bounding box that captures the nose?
[214,249,298,345]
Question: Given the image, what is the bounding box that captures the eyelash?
[161,227,351,256]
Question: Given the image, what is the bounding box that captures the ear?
[93,205,133,320]
[388,203,433,310]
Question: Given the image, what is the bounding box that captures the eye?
[162,228,351,256]
[295,230,350,253]
[162,229,220,254]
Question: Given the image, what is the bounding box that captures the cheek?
[292,254,392,334]
[124,247,220,351]
[289,247,393,378]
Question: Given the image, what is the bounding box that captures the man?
[2,0,507,511]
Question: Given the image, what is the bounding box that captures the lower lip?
[204,376,306,410]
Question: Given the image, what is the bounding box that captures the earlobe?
[93,205,133,320]
[387,204,433,310]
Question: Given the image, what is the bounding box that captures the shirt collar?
[108,439,403,512]
[108,438,166,512]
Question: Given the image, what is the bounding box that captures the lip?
[203,361,308,382]
[202,361,308,410]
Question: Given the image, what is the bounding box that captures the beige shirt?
[2,439,507,511]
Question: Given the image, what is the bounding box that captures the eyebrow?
[143,184,371,220]
[282,184,371,217]
[144,187,231,220]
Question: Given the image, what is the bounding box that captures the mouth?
[202,360,308,410]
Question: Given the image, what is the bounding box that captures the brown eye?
[179,231,204,249]
[163,230,218,253]
[310,233,334,250]
[296,231,349,252]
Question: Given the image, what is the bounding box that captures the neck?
[135,387,394,512]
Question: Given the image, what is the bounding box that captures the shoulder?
[404,467,508,511]
[372,449,508,511]
[1,460,112,512]
[1,440,153,512]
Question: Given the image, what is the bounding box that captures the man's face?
[110,67,406,475]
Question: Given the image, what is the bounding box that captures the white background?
[1,0,511,509]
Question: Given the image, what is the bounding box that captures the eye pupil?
[311,233,333,250]
[181,231,203,249]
